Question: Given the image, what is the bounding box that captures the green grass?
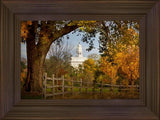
[51,91,139,99]
[21,86,139,99]
[44,87,139,99]
[61,87,119,93]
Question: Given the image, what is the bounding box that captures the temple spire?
[71,43,87,68]
[76,43,83,57]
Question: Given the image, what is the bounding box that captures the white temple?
[71,43,87,68]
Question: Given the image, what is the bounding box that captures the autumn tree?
[88,53,100,61]
[100,56,119,86]
[21,21,99,92]
[99,21,139,57]
[20,58,27,86]
[21,21,79,92]
[100,26,139,86]
[114,42,139,85]
[44,41,73,77]
[21,20,139,92]
[82,58,97,84]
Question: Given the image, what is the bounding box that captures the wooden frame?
[0,0,159,119]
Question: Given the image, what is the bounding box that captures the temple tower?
[76,43,83,57]
[71,43,87,68]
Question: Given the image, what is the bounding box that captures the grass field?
[47,87,139,99]
[21,87,139,99]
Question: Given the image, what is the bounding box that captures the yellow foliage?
[21,21,33,40]
[82,58,97,82]
[100,57,119,85]
[114,44,139,84]
[67,21,96,26]
[100,27,139,85]
[67,21,97,32]
[21,69,27,82]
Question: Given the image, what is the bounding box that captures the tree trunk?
[23,21,79,92]
[24,39,51,92]
[24,48,50,92]
[23,25,51,92]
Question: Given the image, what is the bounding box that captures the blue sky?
[21,43,27,58]
[21,31,100,59]
[61,31,100,57]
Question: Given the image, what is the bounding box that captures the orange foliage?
[82,58,96,82]
[114,45,139,84]
[21,21,32,40]
[21,68,27,82]
[100,57,118,85]
[100,27,139,85]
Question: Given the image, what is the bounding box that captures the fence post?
[62,76,64,98]
[56,76,58,92]
[43,73,47,99]
[52,74,55,99]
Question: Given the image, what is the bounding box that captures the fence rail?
[42,73,139,99]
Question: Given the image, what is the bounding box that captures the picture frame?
[0,0,159,119]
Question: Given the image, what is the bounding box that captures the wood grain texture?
[146,2,160,117]
[0,0,160,120]
[0,2,21,120]
[0,2,15,119]
[0,1,2,119]
[2,100,158,120]
[14,16,21,105]
[139,16,146,104]
[17,99,144,106]
[1,0,157,15]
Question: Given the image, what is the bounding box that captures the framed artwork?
[0,0,160,119]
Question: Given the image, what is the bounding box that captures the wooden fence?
[42,73,139,99]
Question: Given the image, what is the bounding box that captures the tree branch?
[50,24,78,43]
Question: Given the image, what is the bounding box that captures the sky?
[21,30,100,59]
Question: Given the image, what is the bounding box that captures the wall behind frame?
[0,2,16,119]
[146,2,160,118]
